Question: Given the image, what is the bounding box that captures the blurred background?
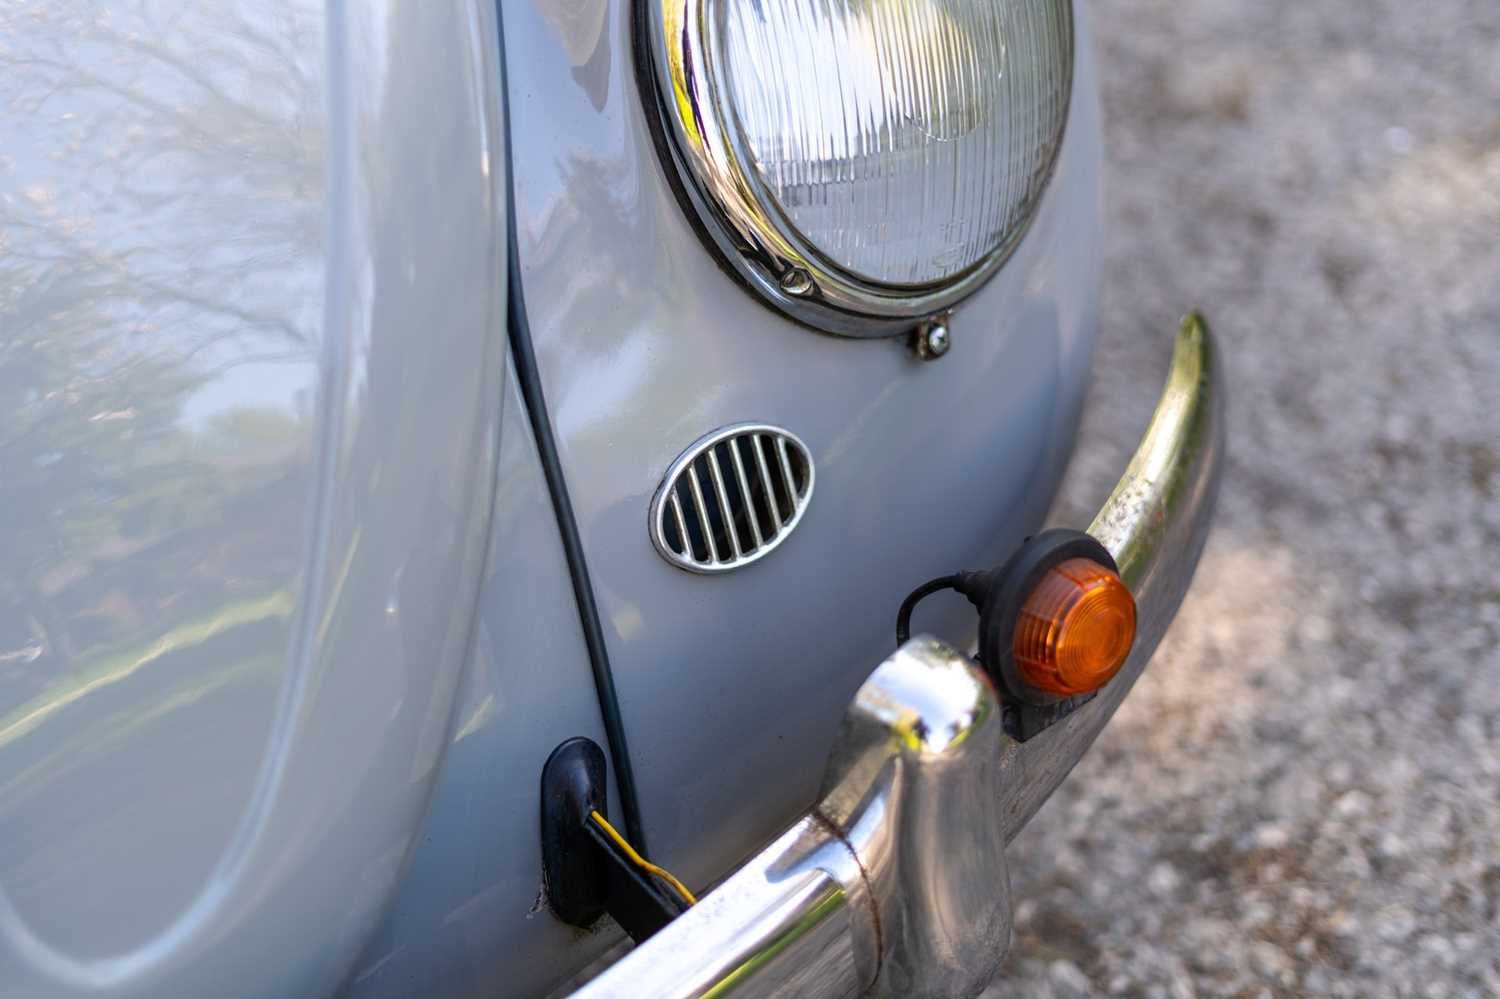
[992,0,1500,995]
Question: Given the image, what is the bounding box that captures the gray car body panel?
[346,365,625,999]
[0,1,509,995]
[0,0,1103,995]
[500,0,1102,892]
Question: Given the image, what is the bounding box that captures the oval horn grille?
[650,424,814,573]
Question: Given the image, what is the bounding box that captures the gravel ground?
[990,1,1500,996]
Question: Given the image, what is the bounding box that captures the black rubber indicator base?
[540,738,687,943]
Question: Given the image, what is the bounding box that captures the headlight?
[640,0,1075,334]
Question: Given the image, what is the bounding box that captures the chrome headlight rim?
[638,0,1076,337]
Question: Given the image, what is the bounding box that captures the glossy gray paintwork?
[346,365,625,999]
[0,1,509,995]
[502,0,1104,898]
[576,316,1227,999]
[0,0,1105,994]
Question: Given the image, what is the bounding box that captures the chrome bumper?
[573,316,1225,999]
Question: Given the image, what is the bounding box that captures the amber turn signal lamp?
[894,529,1134,710]
[1013,558,1136,697]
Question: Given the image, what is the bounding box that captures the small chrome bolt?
[779,267,814,296]
[913,319,951,360]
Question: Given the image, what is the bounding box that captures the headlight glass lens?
[718,0,1074,288]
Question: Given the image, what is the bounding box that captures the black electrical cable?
[495,8,647,851]
[895,574,966,646]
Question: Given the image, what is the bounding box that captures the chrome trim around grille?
[576,314,1225,998]
[650,424,815,574]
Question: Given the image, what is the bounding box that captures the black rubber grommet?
[540,738,608,927]
[975,528,1118,707]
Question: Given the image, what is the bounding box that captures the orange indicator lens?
[1013,558,1136,697]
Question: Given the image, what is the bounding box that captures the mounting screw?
[913,319,951,360]
[779,267,814,296]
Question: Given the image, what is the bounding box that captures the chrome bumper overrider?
[573,316,1224,999]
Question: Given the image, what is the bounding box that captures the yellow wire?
[589,809,698,906]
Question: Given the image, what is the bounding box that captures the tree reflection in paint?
[0,1,321,692]
[0,0,325,955]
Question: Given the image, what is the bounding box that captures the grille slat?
[752,433,783,535]
[726,440,765,550]
[667,490,692,561]
[684,463,720,564]
[774,436,799,520]
[651,424,814,574]
[705,448,743,559]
